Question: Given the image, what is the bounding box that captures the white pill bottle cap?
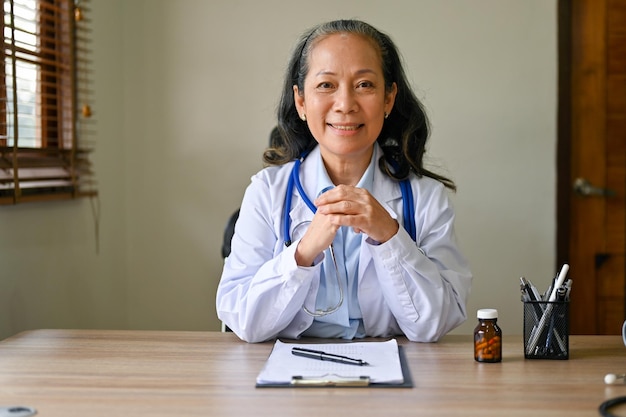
[477,309,498,319]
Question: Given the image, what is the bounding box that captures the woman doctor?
[216,19,472,343]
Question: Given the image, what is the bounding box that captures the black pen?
[291,347,369,366]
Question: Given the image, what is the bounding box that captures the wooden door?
[558,0,626,335]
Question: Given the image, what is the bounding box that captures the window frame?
[0,0,95,205]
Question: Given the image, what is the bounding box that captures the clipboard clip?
[291,375,370,387]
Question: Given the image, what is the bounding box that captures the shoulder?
[412,174,446,192]
[250,163,294,188]
[239,163,295,226]
[410,174,453,208]
[242,163,296,213]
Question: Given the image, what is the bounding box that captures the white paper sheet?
[256,339,404,385]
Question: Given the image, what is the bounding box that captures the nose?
[333,85,358,114]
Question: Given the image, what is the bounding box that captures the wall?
[0,0,556,340]
[0,0,128,340]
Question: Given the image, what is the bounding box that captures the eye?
[316,81,334,90]
[356,80,375,89]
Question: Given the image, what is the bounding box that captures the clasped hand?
[295,185,399,267]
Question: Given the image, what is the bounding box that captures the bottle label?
[474,322,502,363]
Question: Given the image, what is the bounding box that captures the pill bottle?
[474,308,502,363]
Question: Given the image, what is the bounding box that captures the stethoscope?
[282,152,416,316]
[596,327,626,416]
[602,374,626,417]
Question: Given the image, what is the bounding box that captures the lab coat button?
[298,323,307,330]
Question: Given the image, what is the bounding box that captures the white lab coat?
[216,144,472,343]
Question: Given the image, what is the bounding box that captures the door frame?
[557,0,572,271]
[557,0,626,335]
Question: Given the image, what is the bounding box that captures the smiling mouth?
[328,124,363,131]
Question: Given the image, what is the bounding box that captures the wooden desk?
[0,330,624,417]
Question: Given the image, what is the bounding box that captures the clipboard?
[256,343,413,388]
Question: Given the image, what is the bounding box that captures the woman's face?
[294,33,397,164]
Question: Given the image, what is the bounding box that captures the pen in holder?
[523,300,569,359]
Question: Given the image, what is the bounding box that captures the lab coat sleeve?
[215,169,318,343]
[365,180,472,342]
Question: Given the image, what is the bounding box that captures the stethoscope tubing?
[400,179,416,239]
[293,158,317,213]
[283,167,296,247]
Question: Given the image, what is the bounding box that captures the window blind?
[0,0,95,205]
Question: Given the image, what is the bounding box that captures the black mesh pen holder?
[523,301,569,359]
